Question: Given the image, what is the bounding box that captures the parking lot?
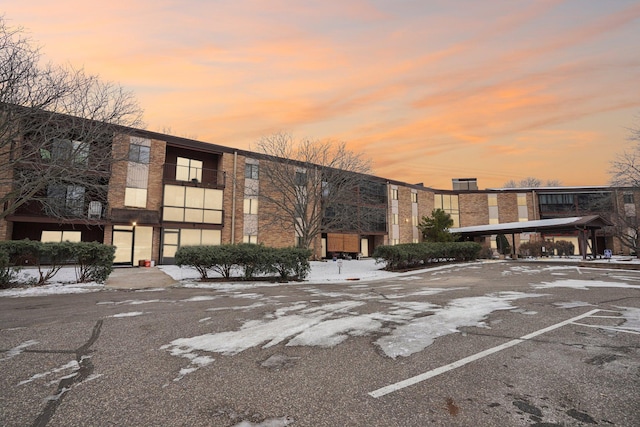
[1,261,639,426]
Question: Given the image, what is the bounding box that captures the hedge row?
[0,240,115,288]
[519,239,575,257]
[372,242,482,270]
[175,244,312,281]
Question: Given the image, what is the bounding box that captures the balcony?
[163,164,225,189]
[12,198,109,222]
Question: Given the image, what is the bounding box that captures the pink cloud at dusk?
[3,0,640,189]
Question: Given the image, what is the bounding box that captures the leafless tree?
[0,17,143,221]
[609,123,640,256]
[503,177,562,188]
[254,132,373,251]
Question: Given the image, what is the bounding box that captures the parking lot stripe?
[571,322,640,335]
[368,309,601,398]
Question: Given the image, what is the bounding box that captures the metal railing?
[163,164,225,188]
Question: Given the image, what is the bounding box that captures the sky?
[3,0,640,189]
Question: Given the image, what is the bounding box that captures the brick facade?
[459,193,490,226]
[4,109,640,262]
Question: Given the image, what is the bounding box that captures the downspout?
[231,151,237,243]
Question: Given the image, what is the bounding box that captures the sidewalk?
[105,266,178,290]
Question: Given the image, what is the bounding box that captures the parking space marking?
[571,322,640,335]
[369,309,601,398]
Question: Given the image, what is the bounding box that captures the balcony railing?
[163,164,225,188]
[14,198,108,221]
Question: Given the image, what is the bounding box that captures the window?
[243,235,258,244]
[176,157,202,182]
[434,194,460,227]
[243,198,258,215]
[412,216,418,226]
[624,193,634,204]
[392,213,398,225]
[245,164,259,180]
[129,144,150,164]
[50,138,89,166]
[47,184,85,216]
[391,188,398,200]
[295,171,307,186]
[125,188,147,208]
[162,228,221,261]
[41,230,81,242]
[411,192,418,203]
[163,185,223,224]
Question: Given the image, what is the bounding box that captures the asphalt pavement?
[2,261,639,426]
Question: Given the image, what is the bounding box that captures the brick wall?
[108,134,129,211]
[397,186,414,243]
[459,193,490,226]
[147,138,166,212]
[497,193,519,223]
[221,151,246,244]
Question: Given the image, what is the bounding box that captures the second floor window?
[47,184,85,216]
[129,144,150,164]
[42,138,89,166]
[176,157,202,182]
[245,164,259,180]
[295,171,307,186]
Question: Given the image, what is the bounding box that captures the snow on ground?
[4,257,640,386]
[532,279,640,290]
[3,256,640,298]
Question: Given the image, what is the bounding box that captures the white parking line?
[369,309,601,398]
[571,322,640,335]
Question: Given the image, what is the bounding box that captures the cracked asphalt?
[1,261,639,426]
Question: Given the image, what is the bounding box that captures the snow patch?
[376,292,544,358]
[18,360,79,386]
[2,340,39,360]
[553,301,594,309]
[532,279,640,290]
[110,311,145,318]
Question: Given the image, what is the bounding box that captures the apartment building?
[1,113,638,263]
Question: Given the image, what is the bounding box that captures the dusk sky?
[4,1,640,189]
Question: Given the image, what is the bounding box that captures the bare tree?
[0,17,143,221]
[254,132,372,251]
[609,123,640,256]
[503,177,562,188]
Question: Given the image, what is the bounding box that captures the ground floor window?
[161,228,221,263]
[41,230,81,242]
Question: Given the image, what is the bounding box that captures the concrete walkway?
[105,266,178,290]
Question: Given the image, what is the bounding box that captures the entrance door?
[113,226,134,264]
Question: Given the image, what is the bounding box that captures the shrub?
[478,245,495,259]
[72,242,115,283]
[175,245,218,279]
[554,240,575,257]
[496,234,511,255]
[175,244,311,281]
[518,240,554,258]
[265,247,312,281]
[373,242,482,270]
[233,243,271,279]
[0,249,17,289]
[0,240,115,286]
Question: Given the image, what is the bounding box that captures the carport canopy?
[449,215,613,259]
